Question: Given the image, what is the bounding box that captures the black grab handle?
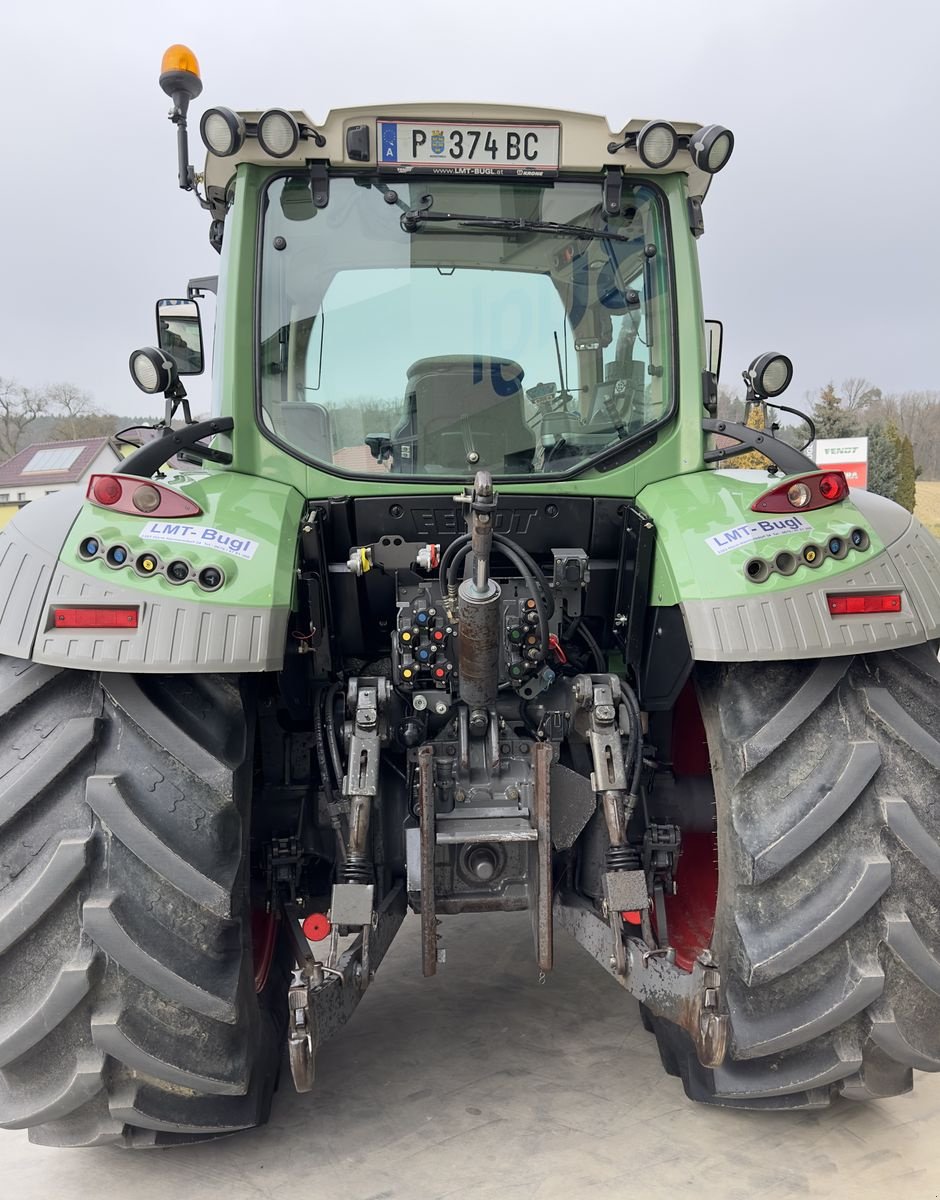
[121,417,235,478]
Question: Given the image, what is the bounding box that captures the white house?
[0,437,122,528]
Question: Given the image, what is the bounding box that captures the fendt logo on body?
[411,507,537,538]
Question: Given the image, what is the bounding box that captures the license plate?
[377,120,559,176]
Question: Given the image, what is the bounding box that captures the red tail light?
[86,474,201,518]
[53,606,139,628]
[751,471,849,514]
[827,592,902,616]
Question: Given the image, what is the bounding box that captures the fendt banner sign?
[813,436,869,489]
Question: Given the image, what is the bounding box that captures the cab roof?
[201,103,717,199]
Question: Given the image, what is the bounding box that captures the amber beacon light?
[159,43,203,192]
[161,44,200,77]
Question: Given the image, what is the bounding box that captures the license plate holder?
[377,119,559,177]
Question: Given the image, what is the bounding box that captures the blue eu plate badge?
[381,123,398,163]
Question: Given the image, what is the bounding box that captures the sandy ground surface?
[915,480,940,537]
[2,911,939,1199]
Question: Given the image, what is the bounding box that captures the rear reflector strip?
[53,607,139,629]
[827,592,901,615]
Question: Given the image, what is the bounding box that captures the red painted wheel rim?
[659,680,718,972]
[252,909,278,992]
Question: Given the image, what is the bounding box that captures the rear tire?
[0,657,287,1147]
[645,644,940,1107]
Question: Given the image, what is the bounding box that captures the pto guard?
[0,472,304,672]
[637,470,940,662]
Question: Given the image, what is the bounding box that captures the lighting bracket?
[603,168,623,216]
[309,161,330,209]
[688,196,705,238]
[606,132,636,155]
[301,122,327,148]
[607,130,692,156]
[163,383,193,430]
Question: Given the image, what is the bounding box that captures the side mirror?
[156,298,204,376]
[365,434,392,462]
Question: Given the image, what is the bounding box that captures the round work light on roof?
[746,352,793,400]
[636,120,678,169]
[257,108,300,158]
[689,124,735,174]
[200,106,246,157]
[129,346,178,395]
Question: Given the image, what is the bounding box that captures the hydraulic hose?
[324,681,345,787]
[574,617,605,673]
[441,532,554,618]
[313,684,346,864]
[448,538,550,658]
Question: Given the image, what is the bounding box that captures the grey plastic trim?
[31,559,288,673]
[848,488,915,546]
[683,516,940,662]
[0,492,85,660]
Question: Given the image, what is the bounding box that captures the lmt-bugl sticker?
[139,522,259,560]
[706,516,811,556]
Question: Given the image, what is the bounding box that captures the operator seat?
[391,356,535,473]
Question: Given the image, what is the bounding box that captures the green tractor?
[2,43,939,1148]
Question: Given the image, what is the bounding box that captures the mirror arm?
[702,418,817,474]
[122,417,235,479]
[163,381,192,428]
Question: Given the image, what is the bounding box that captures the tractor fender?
[0,491,86,660]
[637,470,940,663]
[0,473,305,673]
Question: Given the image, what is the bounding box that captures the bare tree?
[840,377,882,414]
[45,383,101,440]
[867,390,940,479]
[0,378,49,460]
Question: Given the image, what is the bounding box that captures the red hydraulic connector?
[548,633,567,664]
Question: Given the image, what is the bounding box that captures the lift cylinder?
[457,577,501,710]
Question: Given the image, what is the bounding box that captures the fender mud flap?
[554,894,728,1068]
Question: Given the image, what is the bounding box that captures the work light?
[129,347,177,395]
[689,124,735,173]
[636,121,678,169]
[200,107,246,157]
[257,109,300,158]
[746,352,792,399]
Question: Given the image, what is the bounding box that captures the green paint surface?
[637,471,884,605]
[65,472,304,608]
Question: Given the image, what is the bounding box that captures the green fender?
[0,469,305,672]
[636,469,940,661]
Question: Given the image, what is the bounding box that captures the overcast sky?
[2,0,937,420]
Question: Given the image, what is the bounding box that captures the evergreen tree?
[895,432,917,512]
[866,423,900,502]
[733,400,774,471]
[811,383,857,439]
